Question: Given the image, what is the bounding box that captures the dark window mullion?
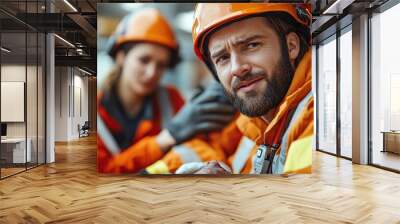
[336,29,341,157]
[36,0,39,167]
[316,44,320,151]
[367,10,373,165]
[25,0,28,171]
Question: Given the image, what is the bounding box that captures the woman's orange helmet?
[108,8,178,58]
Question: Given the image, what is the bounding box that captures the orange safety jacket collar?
[98,88,158,150]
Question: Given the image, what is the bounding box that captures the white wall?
[55,67,69,141]
[1,65,26,141]
[1,65,36,138]
[54,67,89,141]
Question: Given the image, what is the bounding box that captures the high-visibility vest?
[218,92,313,174]
[248,92,313,174]
[271,92,313,174]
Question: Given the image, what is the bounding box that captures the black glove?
[166,82,235,144]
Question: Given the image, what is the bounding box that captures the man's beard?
[224,53,295,117]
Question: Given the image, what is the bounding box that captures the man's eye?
[216,55,229,64]
[247,42,261,49]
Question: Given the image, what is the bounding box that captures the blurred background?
[97,3,213,100]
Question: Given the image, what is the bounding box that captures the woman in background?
[97,8,234,173]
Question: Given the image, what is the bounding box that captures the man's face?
[207,17,295,117]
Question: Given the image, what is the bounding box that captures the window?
[339,27,352,158]
[371,2,400,171]
[317,35,337,155]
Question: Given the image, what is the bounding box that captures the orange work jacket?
[97,85,184,173]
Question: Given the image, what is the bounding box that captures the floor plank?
[0,135,399,223]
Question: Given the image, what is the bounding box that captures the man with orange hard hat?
[187,3,314,174]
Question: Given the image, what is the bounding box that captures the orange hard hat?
[192,3,312,62]
[108,8,178,58]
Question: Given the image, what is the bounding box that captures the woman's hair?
[101,43,134,93]
[102,64,122,93]
[102,42,181,92]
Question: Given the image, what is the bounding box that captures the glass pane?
[371,3,400,171]
[317,36,337,154]
[0,1,46,178]
[1,31,27,177]
[339,28,352,158]
[27,31,38,169]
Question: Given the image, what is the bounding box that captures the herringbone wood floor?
[1,135,400,224]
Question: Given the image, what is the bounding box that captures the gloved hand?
[166,82,235,144]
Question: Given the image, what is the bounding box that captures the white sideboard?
[1,138,32,163]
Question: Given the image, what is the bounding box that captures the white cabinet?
[1,138,32,163]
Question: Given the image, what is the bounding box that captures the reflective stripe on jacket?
[97,85,184,173]
[145,118,241,174]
